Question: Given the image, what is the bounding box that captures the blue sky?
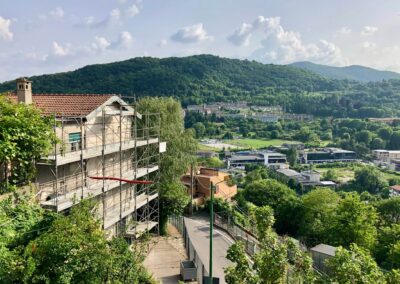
[0,0,399,82]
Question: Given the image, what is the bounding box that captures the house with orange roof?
[182,167,237,205]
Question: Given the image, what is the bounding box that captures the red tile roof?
[390,185,400,192]
[7,93,115,117]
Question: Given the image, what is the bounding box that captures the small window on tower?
[19,84,23,89]
[25,84,28,89]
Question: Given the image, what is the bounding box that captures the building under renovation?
[9,78,165,238]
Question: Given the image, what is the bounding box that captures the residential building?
[226,150,287,169]
[276,168,336,188]
[389,185,400,197]
[9,78,166,239]
[196,150,218,159]
[301,148,357,164]
[181,167,237,204]
[372,149,400,164]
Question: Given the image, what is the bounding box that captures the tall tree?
[299,188,340,246]
[0,95,55,191]
[352,166,388,194]
[137,97,197,234]
[330,193,378,250]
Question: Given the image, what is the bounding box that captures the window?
[19,84,23,90]
[69,132,82,152]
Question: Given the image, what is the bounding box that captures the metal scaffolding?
[36,101,162,239]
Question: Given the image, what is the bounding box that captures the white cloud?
[337,27,351,35]
[0,16,13,41]
[125,4,140,18]
[115,31,133,48]
[228,23,253,46]
[158,39,168,47]
[229,16,348,65]
[49,7,65,19]
[361,26,378,36]
[171,23,212,43]
[52,41,71,57]
[363,41,376,50]
[92,36,111,51]
[82,8,122,28]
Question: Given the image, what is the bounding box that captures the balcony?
[42,137,159,166]
[39,164,159,212]
[125,221,158,238]
[103,191,158,229]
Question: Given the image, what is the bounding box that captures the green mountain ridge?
[290,61,400,82]
[2,54,400,118]
[0,55,345,104]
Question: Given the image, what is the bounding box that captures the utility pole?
[190,164,194,215]
[209,181,214,284]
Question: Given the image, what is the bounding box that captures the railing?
[169,216,208,284]
[39,161,159,207]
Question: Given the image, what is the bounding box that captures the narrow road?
[184,216,234,284]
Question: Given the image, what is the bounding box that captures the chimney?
[16,77,32,104]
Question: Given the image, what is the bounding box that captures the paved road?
[184,216,234,284]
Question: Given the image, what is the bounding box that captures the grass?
[197,143,218,151]
[226,138,299,149]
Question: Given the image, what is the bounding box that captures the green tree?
[0,95,55,191]
[0,197,155,284]
[323,169,338,182]
[192,122,206,138]
[330,193,378,250]
[137,97,197,234]
[225,206,315,284]
[378,127,393,141]
[352,166,388,194]
[326,244,385,284]
[299,188,340,246]
[242,179,302,235]
[355,130,373,145]
[389,131,400,150]
[286,147,298,167]
[370,137,385,149]
[375,197,400,224]
[375,224,400,270]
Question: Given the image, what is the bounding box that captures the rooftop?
[390,185,400,192]
[276,168,301,177]
[310,244,336,256]
[7,93,115,117]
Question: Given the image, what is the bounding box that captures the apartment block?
[9,78,166,239]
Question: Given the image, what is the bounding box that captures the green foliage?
[375,197,400,225]
[199,157,225,168]
[326,244,385,284]
[352,166,388,194]
[0,197,155,284]
[225,206,315,284]
[299,188,340,246]
[137,97,197,234]
[0,95,55,191]
[330,193,378,250]
[241,179,302,235]
[286,147,298,167]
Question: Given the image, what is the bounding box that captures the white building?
[9,78,165,239]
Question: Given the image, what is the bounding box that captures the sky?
[0,0,400,82]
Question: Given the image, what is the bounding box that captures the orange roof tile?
[7,93,115,117]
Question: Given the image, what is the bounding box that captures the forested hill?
[0,55,346,104]
[3,54,400,118]
[290,61,400,82]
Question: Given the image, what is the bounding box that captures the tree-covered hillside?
[0,55,344,103]
[2,54,400,118]
[290,61,400,82]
